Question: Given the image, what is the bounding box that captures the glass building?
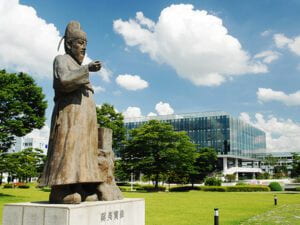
[124,111,266,159]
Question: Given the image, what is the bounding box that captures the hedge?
[201,186,227,192]
[268,182,283,191]
[226,185,270,192]
[135,185,166,192]
[169,186,201,192]
[204,177,222,186]
[3,183,13,189]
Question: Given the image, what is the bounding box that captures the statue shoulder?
[54,54,68,61]
[54,54,71,66]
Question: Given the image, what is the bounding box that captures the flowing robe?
[39,54,103,186]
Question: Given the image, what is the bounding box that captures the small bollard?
[214,208,219,225]
[274,195,277,206]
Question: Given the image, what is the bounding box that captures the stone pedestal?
[3,198,144,225]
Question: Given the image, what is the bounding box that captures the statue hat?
[57,21,87,51]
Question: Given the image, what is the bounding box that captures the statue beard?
[72,51,85,65]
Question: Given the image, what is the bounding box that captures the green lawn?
[0,186,300,225]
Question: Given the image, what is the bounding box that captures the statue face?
[69,38,87,65]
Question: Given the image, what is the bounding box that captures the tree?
[96,103,126,154]
[166,131,197,184]
[291,153,300,178]
[121,120,197,188]
[4,148,46,183]
[14,148,46,182]
[264,154,278,174]
[189,147,218,186]
[0,70,47,152]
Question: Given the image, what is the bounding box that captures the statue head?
[60,21,87,65]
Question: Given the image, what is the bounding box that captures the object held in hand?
[88,60,101,72]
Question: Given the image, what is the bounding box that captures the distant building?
[257,152,297,174]
[124,111,266,179]
[9,135,48,154]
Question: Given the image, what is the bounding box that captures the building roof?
[124,111,230,123]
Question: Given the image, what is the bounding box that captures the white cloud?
[136,12,155,31]
[155,101,174,115]
[0,0,112,80]
[257,88,300,106]
[254,50,280,64]
[261,30,272,37]
[92,85,105,93]
[113,4,268,87]
[274,33,300,55]
[0,0,61,78]
[116,74,149,90]
[147,112,157,117]
[98,66,112,82]
[239,113,300,152]
[123,106,142,119]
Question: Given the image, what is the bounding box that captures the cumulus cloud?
[257,88,300,106]
[155,101,174,115]
[147,112,157,117]
[116,74,149,90]
[261,30,272,37]
[274,33,300,55]
[0,0,111,79]
[92,85,105,93]
[113,4,268,86]
[0,0,61,78]
[123,106,142,119]
[254,50,280,64]
[239,113,300,152]
[98,66,112,82]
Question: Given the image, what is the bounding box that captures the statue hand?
[88,61,101,72]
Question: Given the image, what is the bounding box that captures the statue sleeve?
[54,55,90,93]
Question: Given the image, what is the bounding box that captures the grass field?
[0,186,300,225]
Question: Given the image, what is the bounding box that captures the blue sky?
[1,0,300,152]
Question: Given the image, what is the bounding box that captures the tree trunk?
[154,174,159,189]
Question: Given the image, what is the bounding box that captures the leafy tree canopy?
[190,147,218,185]
[0,148,46,183]
[96,103,125,152]
[291,153,300,178]
[121,120,197,187]
[0,70,47,152]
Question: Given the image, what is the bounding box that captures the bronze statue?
[39,21,114,204]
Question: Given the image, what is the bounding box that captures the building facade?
[9,136,48,154]
[125,111,266,179]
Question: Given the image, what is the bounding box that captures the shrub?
[3,183,13,189]
[136,185,166,192]
[18,184,30,189]
[273,173,285,179]
[116,182,130,186]
[295,187,300,191]
[257,172,270,179]
[225,174,236,182]
[268,182,283,191]
[14,182,26,187]
[236,182,247,186]
[169,186,194,192]
[201,186,227,192]
[293,177,300,183]
[204,177,222,186]
[227,185,270,192]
